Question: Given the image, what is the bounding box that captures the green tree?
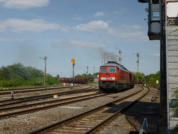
[0,63,60,88]
[145,71,160,89]
[134,72,145,82]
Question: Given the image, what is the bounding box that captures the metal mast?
[118,50,122,64]
[86,66,89,74]
[93,66,95,74]
[136,53,140,72]
[43,56,47,88]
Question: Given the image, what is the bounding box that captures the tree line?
[0,63,161,88]
[0,63,59,88]
[134,71,160,89]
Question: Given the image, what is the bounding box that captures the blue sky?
[0,0,160,77]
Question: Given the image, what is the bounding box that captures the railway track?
[0,86,72,95]
[0,91,106,119]
[0,86,97,105]
[0,91,101,112]
[27,87,149,134]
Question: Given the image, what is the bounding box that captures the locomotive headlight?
[101,77,106,80]
[110,77,115,80]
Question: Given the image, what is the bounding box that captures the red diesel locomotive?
[99,61,135,91]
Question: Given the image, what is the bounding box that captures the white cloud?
[0,37,26,43]
[108,25,148,42]
[70,40,104,48]
[0,0,50,9]
[94,12,104,17]
[75,20,109,32]
[0,18,148,43]
[0,18,69,33]
[75,20,148,42]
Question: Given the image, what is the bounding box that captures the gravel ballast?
[0,86,142,134]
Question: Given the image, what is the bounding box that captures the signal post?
[71,58,75,86]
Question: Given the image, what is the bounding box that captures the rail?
[27,87,147,134]
[0,92,106,119]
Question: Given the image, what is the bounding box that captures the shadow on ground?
[103,101,160,134]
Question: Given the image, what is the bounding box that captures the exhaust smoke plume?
[99,48,118,64]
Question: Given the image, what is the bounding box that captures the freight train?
[99,61,135,91]
[58,78,88,84]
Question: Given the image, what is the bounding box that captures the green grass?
[0,77,61,90]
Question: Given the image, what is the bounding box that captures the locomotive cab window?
[109,67,116,73]
[100,67,107,73]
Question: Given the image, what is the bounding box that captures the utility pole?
[60,72,62,78]
[86,66,89,74]
[93,66,95,74]
[103,52,106,64]
[136,53,139,72]
[43,56,47,88]
[118,50,122,64]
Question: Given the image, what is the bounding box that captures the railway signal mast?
[103,52,106,64]
[118,50,122,64]
[41,56,47,88]
[93,66,95,74]
[136,53,140,72]
[71,58,75,80]
[86,66,89,74]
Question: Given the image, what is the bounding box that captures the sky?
[0,0,160,77]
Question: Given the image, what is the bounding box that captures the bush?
[46,75,60,85]
[134,72,145,81]
[145,71,160,89]
[0,78,43,88]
